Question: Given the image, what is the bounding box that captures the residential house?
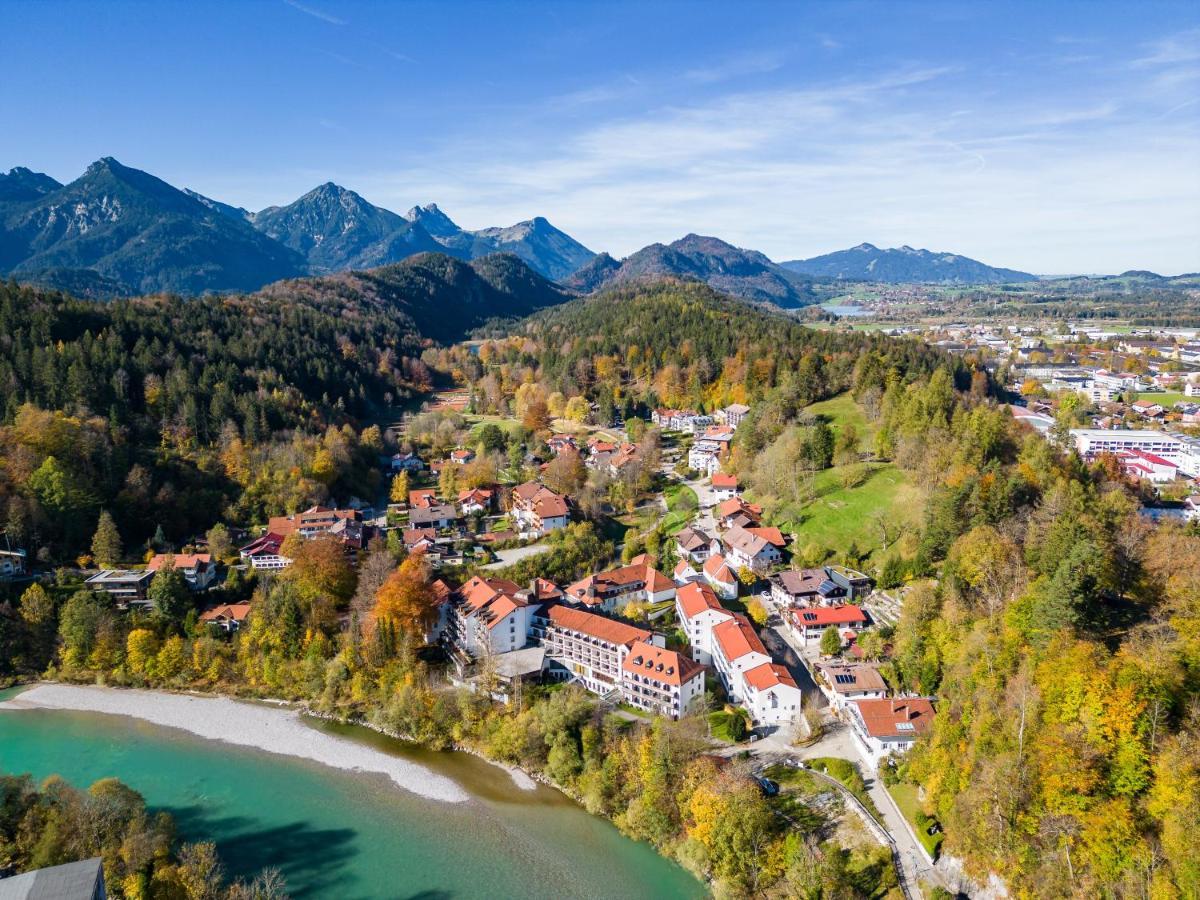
[85,569,155,607]
[458,487,495,516]
[510,482,570,537]
[0,546,27,581]
[1131,399,1165,418]
[450,448,475,465]
[548,434,579,456]
[716,497,763,530]
[702,553,740,600]
[652,409,700,432]
[675,581,734,665]
[711,473,739,502]
[239,533,292,571]
[408,489,439,509]
[722,525,785,574]
[401,527,438,552]
[814,661,889,712]
[1116,449,1179,484]
[675,526,719,565]
[847,698,936,769]
[199,602,252,632]
[688,440,724,476]
[409,503,461,530]
[789,604,869,646]
[565,554,676,612]
[825,564,874,599]
[742,662,804,728]
[769,569,846,608]
[389,452,424,473]
[267,505,359,539]
[146,553,216,591]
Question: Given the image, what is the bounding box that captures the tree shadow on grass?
[166,804,359,899]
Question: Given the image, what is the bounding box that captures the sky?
[1,0,1198,275]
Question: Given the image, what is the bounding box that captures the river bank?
[0,683,473,803]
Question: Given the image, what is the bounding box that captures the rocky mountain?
[564,234,825,307]
[403,204,594,280]
[0,157,306,295]
[0,167,62,203]
[252,183,446,273]
[256,251,574,344]
[781,243,1037,284]
[183,188,251,223]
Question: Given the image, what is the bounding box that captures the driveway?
[482,542,552,569]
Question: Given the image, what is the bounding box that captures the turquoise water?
[0,694,704,900]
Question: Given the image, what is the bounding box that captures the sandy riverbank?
[0,683,474,803]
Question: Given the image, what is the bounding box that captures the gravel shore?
[0,683,471,803]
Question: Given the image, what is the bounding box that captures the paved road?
[482,541,552,569]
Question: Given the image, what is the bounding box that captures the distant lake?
[0,692,705,900]
[821,303,871,317]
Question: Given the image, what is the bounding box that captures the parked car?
[756,777,779,797]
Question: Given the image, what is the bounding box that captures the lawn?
[708,709,748,743]
[661,482,699,535]
[887,781,944,859]
[806,392,875,442]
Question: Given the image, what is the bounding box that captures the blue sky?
[2,1,1198,274]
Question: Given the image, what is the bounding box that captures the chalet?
[702,553,739,600]
[239,532,292,571]
[1131,399,1165,418]
[675,526,719,565]
[199,602,252,632]
[408,503,461,530]
[146,553,216,591]
[814,661,889,712]
[390,452,424,473]
[716,497,762,530]
[711,473,739,502]
[722,525,785,574]
[85,569,155,608]
[408,489,439,509]
[789,604,869,646]
[769,569,845,607]
[510,482,570,537]
[547,434,579,456]
[401,527,438,552]
[565,554,676,612]
[450,448,476,465]
[675,581,734,665]
[457,487,495,516]
[848,698,936,769]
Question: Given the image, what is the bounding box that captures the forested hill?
[0,252,571,553]
[442,279,965,421]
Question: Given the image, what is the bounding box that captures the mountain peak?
[782,243,1036,284]
[851,242,878,252]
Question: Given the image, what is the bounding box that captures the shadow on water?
[166,804,359,899]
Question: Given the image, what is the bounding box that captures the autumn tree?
[390,471,410,504]
[205,523,233,561]
[148,560,193,626]
[819,624,842,657]
[373,552,436,639]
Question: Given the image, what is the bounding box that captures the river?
[0,687,704,900]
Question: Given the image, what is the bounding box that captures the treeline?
[827,362,1200,896]
[0,773,286,898]
[432,281,960,423]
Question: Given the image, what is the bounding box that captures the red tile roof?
[852,698,936,739]
[147,553,211,571]
[712,613,767,662]
[703,553,737,584]
[794,605,868,627]
[622,641,704,686]
[711,473,738,489]
[676,581,729,619]
[743,661,798,691]
[746,526,786,547]
[199,602,251,623]
[544,604,651,646]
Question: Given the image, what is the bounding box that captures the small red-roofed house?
[702,553,739,601]
[848,697,936,769]
[742,661,804,727]
[199,602,252,632]
[789,604,869,645]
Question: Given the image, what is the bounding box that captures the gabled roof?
[147,553,211,571]
[703,553,737,584]
[676,526,715,552]
[622,641,705,686]
[711,473,738,489]
[712,612,768,662]
[544,604,651,646]
[716,497,762,521]
[456,576,527,629]
[408,489,439,508]
[744,661,799,691]
[200,602,252,623]
[565,556,673,603]
[723,524,773,557]
[851,698,936,739]
[240,532,286,557]
[746,526,786,547]
[770,569,825,596]
[816,661,888,694]
[676,581,732,620]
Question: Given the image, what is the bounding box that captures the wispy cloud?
[283,0,345,26]
[684,51,784,84]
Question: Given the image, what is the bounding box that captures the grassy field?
[887,781,944,859]
[708,709,747,743]
[765,393,922,563]
[1135,391,1190,407]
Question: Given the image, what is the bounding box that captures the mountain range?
[782,242,1037,284]
[563,233,828,308]
[0,159,594,296]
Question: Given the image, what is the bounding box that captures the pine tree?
[91,510,122,567]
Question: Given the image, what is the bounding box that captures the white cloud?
[283,0,345,26]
